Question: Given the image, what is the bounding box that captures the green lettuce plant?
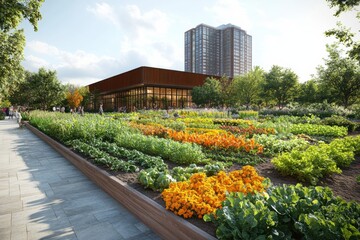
[205,184,360,240]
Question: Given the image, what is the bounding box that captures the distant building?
[88,66,217,111]
[185,23,252,78]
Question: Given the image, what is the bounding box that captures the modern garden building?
[88,66,216,111]
[185,23,252,78]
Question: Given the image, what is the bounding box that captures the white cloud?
[24,55,50,69]
[125,5,169,35]
[205,0,252,30]
[25,41,122,85]
[85,3,178,72]
[27,41,60,55]
[87,3,169,39]
[24,39,183,86]
[250,1,346,82]
[86,2,119,27]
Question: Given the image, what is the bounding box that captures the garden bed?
[23,116,360,239]
[24,122,217,240]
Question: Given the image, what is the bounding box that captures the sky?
[20,0,359,86]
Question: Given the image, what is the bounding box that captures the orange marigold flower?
[161,165,268,219]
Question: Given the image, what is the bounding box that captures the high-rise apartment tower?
[185,23,252,78]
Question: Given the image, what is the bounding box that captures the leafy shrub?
[89,138,168,171]
[254,134,309,156]
[237,110,258,119]
[205,184,360,240]
[213,118,253,126]
[344,135,360,155]
[29,111,132,142]
[350,104,360,119]
[21,111,30,121]
[135,118,186,131]
[260,103,354,118]
[178,109,228,118]
[138,162,227,191]
[165,120,186,131]
[290,123,348,137]
[272,136,360,184]
[257,120,293,137]
[68,139,139,172]
[321,115,357,132]
[328,138,356,167]
[271,115,322,124]
[220,125,275,137]
[115,132,206,164]
[203,149,266,165]
[272,144,341,185]
[138,169,175,191]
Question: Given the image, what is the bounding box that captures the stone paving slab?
[0,119,161,240]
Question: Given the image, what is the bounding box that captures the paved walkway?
[0,118,161,240]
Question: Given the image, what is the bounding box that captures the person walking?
[15,108,22,127]
[5,107,9,118]
[9,106,14,119]
[99,104,103,115]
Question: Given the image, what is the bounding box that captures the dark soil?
[255,157,360,202]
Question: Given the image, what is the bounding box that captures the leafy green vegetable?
[205,184,360,240]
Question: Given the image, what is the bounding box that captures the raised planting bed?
[25,122,216,240]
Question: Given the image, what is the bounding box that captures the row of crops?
[28,110,360,239]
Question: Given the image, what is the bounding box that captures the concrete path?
[0,118,161,240]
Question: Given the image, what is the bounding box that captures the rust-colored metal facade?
[88,66,215,111]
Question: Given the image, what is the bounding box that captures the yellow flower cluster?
[161,166,268,219]
[186,127,227,135]
[181,117,214,124]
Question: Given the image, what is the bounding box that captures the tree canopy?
[262,66,299,109]
[0,30,25,97]
[316,44,360,107]
[325,0,360,63]
[230,66,265,109]
[296,80,320,104]
[0,0,44,99]
[9,68,64,109]
[326,0,360,16]
[191,77,223,108]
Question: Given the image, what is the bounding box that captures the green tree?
[326,0,360,16]
[218,75,232,107]
[262,65,299,109]
[0,30,25,98]
[8,71,32,107]
[316,44,360,107]
[191,77,222,108]
[78,86,90,109]
[230,66,265,109]
[325,0,360,63]
[9,68,64,109]
[297,80,320,104]
[0,0,44,31]
[0,0,45,99]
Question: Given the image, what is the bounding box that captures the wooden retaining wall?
[25,122,216,240]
